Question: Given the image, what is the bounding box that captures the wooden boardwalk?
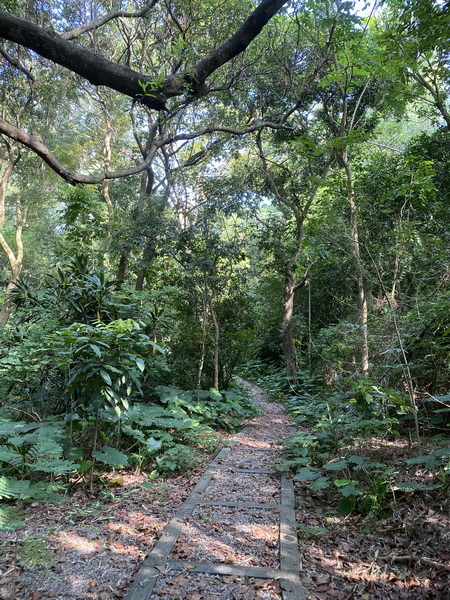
[125,390,305,600]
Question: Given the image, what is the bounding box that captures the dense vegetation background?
[0,0,449,518]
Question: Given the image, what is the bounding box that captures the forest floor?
[0,384,449,600]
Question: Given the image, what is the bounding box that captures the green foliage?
[154,444,201,473]
[404,447,450,475]
[122,385,259,473]
[92,446,128,468]
[0,319,66,412]
[9,255,123,326]
[401,291,450,394]
[17,537,57,569]
[0,419,74,502]
[280,377,447,515]
[0,381,258,521]
[61,187,108,248]
[0,506,25,531]
[58,318,162,417]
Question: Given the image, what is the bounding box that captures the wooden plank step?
[147,559,300,580]
[233,446,283,451]
[185,499,281,510]
[236,433,286,438]
[231,468,279,474]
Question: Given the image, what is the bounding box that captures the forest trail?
[124,382,305,600]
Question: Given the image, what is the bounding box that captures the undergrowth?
[242,362,450,516]
[0,383,260,529]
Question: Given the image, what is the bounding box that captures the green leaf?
[405,455,439,469]
[435,448,450,456]
[339,484,362,497]
[77,459,93,473]
[65,447,84,461]
[295,467,322,482]
[92,446,128,468]
[146,437,163,451]
[100,369,112,386]
[323,459,349,471]
[0,420,37,436]
[141,482,155,490]
[338,497,356,515]
[149,341,164,354]
[135,357,146,372]
[309,476,331,490]
[393,482,443,491]
[90,344,102,358]
[0,476,31,499]
[0,506,25,532]
[0,445,24,468]
[29,458,78,475]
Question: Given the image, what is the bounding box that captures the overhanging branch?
[0,0,288,110]
[0,117,294,185]
[0,117,159,184]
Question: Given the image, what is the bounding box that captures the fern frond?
[28,458,78,475]
[27,439,63,460]
[0,445,24,469]
[0,506,25,532]
[0,476,31,499]
[0,420,37,437]
[26,481,66,502]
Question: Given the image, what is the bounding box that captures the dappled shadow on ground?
[0,464,217,599]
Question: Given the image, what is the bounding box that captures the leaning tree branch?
[0,44,35,80]
[61,0,159,41]
[0,0,288,111]
[205,121,294,135]
[0,117,160,184]
[0,116,294,185]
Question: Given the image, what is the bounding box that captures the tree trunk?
[281,270,299,383]
[0,271,19,325]
[0,139,22,325]
[196,300,209,388]
[135,242,156,291]
[342,154,369,376]
[209,299,220,390]
[257,132,333,383]
[117,253,128,281]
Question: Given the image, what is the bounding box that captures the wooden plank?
[280,476,301,571]
[144,512,187,562]
[231,468,279,474]
[150,559,300,581]
[214,447,232,461]
[185,499,281,510]
[234,447,283,451]
[279,475,306,600]
[280,475,296,507]
[280,574,306,600]
[124,564,160,600]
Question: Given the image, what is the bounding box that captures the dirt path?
[125,382,305,600]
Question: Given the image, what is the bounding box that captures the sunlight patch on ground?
[56,532,101,555]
